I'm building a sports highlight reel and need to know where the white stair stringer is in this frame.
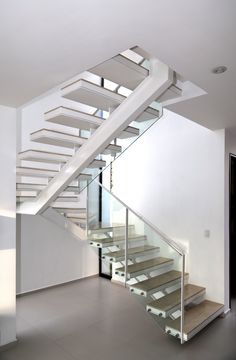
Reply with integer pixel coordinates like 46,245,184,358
17,58,173,215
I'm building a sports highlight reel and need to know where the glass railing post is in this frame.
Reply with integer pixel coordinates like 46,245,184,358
124,207,129,287
180,254,185,344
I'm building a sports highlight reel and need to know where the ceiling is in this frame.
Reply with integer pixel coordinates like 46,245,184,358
0,0,235,130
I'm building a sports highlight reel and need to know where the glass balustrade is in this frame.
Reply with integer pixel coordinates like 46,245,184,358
86,179,186,343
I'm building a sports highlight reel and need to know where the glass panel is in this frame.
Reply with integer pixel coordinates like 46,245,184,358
127,209,183,341
86,180,184,340
87,180,126,278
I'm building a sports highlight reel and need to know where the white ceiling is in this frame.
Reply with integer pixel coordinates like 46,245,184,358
0,0,235,130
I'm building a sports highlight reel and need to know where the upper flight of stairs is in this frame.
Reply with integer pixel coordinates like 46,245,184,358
17,46,224,343
17,48,164,213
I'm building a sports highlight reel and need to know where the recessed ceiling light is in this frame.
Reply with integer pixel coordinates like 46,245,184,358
212,66,227,74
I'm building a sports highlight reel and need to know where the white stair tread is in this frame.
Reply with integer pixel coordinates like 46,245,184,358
66,212,86,218
16,177,48,185
16,183,46,191
16,190,38,197
129,270,186,296
69,217,87,224
147,284,205,316
45,107,139,139
115,257,173,278
16,166,93,180
51,203,86,214
165,300,224,340
18,149,71,164
61,80,159,122
53,196,79,203
77,173,92,181
89,234,147,248
52,203,85,210
16,166,58,178
89,159,106,169
31,127,124,153
90,54,148,90
17,196,37,202
45,106,102,130
103,245,160,262
16,190,78,198
31,128,86,148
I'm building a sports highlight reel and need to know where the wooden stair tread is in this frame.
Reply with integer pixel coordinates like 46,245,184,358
148,284,205,313
104,245,159,259
89,234,146,247
91,234,146,244
166,300,224,335
130,270,184,292
89,223,134,232
116,257,173,274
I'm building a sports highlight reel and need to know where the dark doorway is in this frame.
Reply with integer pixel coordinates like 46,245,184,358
229,154,236,307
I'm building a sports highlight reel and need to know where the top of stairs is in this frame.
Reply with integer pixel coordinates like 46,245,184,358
90,54,148,90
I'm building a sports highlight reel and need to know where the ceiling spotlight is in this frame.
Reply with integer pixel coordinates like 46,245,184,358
212,66,227,74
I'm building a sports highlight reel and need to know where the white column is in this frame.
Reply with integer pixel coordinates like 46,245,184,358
0,105,17,347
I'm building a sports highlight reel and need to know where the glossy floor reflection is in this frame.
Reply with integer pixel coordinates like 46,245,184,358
1,277,236,360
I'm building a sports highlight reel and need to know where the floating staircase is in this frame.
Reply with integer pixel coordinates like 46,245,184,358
87,208,224,343
16,46,224,343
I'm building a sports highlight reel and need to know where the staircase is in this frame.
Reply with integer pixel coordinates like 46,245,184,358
16,46,224,343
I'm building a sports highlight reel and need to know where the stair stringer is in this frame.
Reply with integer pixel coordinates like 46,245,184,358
17,58,173,215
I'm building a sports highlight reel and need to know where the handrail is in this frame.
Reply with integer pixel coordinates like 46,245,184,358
94,179,185,256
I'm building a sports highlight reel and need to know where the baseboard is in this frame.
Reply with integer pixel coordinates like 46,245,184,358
16,274,98,297
0,339,18,352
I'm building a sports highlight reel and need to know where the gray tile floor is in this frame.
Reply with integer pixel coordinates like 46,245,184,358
1,277,236,360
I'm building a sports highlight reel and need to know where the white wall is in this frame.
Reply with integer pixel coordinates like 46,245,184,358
16,213,98,294
16,74,100,294
0,105,17,346
111,109,226,304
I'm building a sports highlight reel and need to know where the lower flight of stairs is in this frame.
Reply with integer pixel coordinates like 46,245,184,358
88,224,224,342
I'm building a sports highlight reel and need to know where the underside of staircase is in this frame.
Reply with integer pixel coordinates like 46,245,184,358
16,46,224,343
